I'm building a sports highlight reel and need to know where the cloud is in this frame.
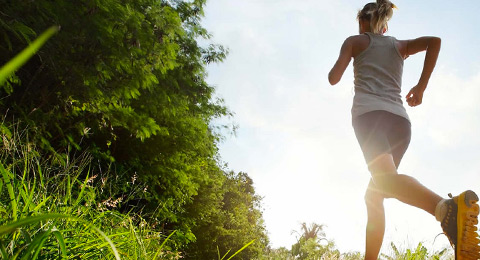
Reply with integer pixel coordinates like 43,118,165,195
417,69,480,147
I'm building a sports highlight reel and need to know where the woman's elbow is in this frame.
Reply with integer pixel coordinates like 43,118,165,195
429,37,442,48
328,72,340,85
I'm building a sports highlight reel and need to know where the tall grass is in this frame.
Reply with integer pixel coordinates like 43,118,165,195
381,242,453,260
0,122,180,259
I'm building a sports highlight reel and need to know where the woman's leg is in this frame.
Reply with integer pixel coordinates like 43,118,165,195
364,179,385,260
354,111,443,259
364,154,443,260
368,153,443,216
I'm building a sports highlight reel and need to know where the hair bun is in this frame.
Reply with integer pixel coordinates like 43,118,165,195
376,0,395,20
376,0,396,9
357,1,395,34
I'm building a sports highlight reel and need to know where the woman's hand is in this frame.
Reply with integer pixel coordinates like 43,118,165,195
406,85,425,107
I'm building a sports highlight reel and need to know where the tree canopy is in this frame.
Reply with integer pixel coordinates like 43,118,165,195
0,0,267,256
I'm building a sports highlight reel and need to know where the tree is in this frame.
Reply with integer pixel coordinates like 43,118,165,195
0,0,233,250
183,171,269,259
291,222,333,259
295,223,327,242
263,222,363,260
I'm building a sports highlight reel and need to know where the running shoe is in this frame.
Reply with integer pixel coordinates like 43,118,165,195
441,190,480,260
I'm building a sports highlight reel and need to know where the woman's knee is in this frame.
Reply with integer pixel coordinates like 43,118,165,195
364,180,385,207
368,154,398,175
371,174,397,194
367,153,398,192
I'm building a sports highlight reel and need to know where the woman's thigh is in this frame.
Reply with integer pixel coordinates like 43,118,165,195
352,110,411,169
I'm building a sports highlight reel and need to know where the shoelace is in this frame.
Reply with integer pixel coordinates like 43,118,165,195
441,197,456,247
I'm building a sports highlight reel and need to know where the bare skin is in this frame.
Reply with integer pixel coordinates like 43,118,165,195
328,19,443,260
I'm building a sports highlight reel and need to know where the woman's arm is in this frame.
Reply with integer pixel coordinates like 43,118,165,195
399,37,441,106
328,37,354,85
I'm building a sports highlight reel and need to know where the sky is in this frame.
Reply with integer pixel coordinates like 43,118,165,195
201,0,480,254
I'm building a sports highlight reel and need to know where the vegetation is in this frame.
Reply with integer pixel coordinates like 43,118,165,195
0,0,266,258
0,125,178,259
380,242,453,260
261,222,454,260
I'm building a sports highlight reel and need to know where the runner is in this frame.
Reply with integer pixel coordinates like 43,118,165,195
328,1,480,259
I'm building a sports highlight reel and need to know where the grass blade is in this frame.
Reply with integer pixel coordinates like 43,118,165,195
0,26,60,86
73,174,90,208
20,230,51,260
225,239,255,260
20,228,32,244
32,196,51,212
52,231,68,259
20,178,36,214
0,176,3,194
0,214,68,236
153,230,177,260
0,241,8,259
0,163,17,220
90,225,121,260
220,249,231,260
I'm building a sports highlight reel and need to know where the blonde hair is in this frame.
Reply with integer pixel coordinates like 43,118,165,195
357,0,397,34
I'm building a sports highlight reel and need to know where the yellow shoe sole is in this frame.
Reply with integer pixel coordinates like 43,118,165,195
455,190,480,260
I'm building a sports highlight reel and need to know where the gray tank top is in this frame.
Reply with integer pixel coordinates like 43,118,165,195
352,32,409,121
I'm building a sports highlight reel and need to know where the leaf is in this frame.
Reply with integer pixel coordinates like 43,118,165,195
0,163,17,221
52,231,68,259
20,230,52,260
12,21,37,43
0,124,12,139
0,214,68,236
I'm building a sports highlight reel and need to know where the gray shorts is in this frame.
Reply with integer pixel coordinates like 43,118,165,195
352,110,411,169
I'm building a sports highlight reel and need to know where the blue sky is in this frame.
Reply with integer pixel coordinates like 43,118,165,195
202,0,480,254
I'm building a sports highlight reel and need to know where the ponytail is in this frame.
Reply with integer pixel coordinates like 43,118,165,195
357,0,396,34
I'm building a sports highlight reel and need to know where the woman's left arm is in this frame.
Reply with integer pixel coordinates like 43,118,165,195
328,37,354,85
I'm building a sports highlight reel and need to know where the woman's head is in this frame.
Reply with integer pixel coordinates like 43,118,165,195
357,0,396,34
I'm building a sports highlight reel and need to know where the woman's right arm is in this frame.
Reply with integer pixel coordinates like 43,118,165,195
328,37,354,85
399,37,441,107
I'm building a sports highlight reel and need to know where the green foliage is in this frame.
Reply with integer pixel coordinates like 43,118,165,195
262,222,348,260
183,171,269,259
290,223,334,260
263,247,292,260
0,125,182,259
264,239,453,260
0,115,269,259
382,242,453,260
0,0,273,257
0,0,256,253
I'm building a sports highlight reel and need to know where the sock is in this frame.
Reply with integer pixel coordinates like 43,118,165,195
435,199,447,222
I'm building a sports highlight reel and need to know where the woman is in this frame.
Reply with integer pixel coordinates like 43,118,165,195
328,1,480,259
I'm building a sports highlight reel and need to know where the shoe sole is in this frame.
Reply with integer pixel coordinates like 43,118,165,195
456,190,480,260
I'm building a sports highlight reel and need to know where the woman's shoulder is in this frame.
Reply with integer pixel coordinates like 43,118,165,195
345,34,370,43
344,34,371,58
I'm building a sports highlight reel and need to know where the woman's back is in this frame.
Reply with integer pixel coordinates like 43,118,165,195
352,32,408,120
